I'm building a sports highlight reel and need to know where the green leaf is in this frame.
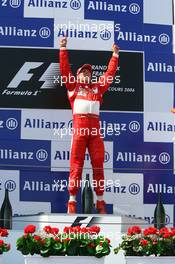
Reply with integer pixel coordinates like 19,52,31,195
66,240,79,256
44,238,51,248
40,249,49,257
96,245,103,253
87,246,95,255
114,247,120,254
53,243,62,251
21,249,30,255
80,241,89,247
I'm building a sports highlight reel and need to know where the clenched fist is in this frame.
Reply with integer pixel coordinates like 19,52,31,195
112,43,119,54
60,37,67,48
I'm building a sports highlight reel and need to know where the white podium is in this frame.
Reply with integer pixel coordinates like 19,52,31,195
2,213,147,264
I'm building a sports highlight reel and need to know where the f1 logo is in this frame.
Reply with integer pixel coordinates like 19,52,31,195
71,216,100,227
8,62,43,88
7,62,59,89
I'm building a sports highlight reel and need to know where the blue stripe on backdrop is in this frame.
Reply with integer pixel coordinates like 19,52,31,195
0,18,54,47
145,52,175,82
0,139,51,170
113,141,173,173
84,0,143,23
144,172,175,204
20,170,81,213
114,23,173,53
100,112,143,142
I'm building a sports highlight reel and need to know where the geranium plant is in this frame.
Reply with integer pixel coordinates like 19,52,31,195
16,225,111,258
114,226,175,256
0,228,10,255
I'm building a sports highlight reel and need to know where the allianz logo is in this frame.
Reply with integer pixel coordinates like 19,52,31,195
100,120,140,135
0,118,18,130
129,215,170,225
23,179,67,192
147,62,175,73
54,150,110,162
2,0,21,8
106,184,126,193
147,121,175,132
87,1,140,15
57,29,111,40
106,183,140,195
0,148,48,161
0,26,51,39
24,118,66,129
116,152,170,165
116,30,170,45
145,215,170,225
27,0,81,10
147,183,175,194
0,180,17,192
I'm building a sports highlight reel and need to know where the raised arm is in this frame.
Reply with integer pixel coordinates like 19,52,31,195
59,37,76,91
98,44,119,94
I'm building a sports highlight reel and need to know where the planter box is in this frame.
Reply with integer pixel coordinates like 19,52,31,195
126,256,175,264
24,255,105,264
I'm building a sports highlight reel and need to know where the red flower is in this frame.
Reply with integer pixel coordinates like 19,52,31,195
89,226,100,234
63,238,70,242
43,226,52,233
51,228,59,235
106,238,110,244
163,232,171,238
0,228,9,237
127,226,141,236
88,242,95,248
63,227,73,234
99,242,103,247
0,240,4,246
144,227,158,236
33,235,41,241
41,239,46,245
63,227,69,233
140,239,148,246
159,227,169,235
24,225,36,234
170,228,175,236
72,226,81,233
54,237,60,241
152,240,158,245
81,227,89,233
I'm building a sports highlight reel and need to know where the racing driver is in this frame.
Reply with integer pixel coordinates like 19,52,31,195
59,37,119,214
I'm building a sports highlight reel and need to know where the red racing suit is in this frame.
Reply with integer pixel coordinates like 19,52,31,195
59,48,119,196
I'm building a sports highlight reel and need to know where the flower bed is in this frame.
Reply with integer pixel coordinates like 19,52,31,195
0,228,10,255
114,226,175,256
16,225,111,258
